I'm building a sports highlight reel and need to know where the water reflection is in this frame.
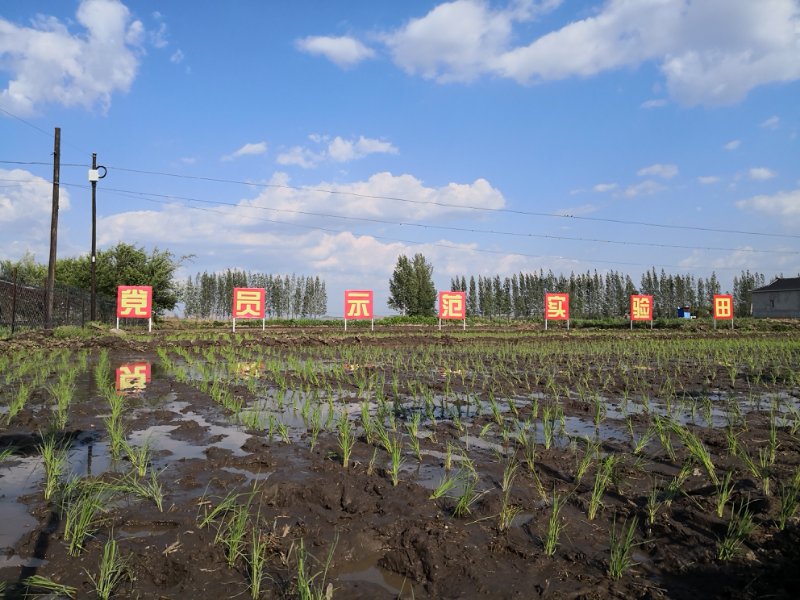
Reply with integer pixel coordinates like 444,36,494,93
116,363,151,393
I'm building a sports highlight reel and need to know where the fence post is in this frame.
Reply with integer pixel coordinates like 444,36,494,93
11,268,18,335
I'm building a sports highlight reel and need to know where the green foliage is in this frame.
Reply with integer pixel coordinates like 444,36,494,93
56,242,186,315
0,251,48,285
388,253,436,317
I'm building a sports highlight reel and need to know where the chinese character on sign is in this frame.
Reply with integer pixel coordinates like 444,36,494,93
545,293,569,321
233,288,265,319
116,286,152,318
713,295,734,320
630,295,653,321
439,291,466,319
116,363,151,392
344,290,373,320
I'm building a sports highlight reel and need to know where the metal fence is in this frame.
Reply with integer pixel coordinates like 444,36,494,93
0,278,115,332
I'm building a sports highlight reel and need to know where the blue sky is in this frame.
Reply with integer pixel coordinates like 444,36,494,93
1,0,799,314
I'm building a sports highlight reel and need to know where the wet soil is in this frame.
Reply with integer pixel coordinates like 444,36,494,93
1,326,800,599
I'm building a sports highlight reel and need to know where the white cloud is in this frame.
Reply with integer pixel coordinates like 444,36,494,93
222,141,268,162
592,182,618,193
381,0,800,105
0,0,144,115
276,146,321,169
637,163,678,179
624,180,666,198
170,49,184,64
277,135,398,168
724,139,741,150
749,167,777,180
761,115,780,129
737,188,800,219
295,35,375,68
698,176,721,184
641,99,667,109
0,169,71,257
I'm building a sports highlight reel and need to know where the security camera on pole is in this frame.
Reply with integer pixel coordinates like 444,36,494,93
88,155,107,322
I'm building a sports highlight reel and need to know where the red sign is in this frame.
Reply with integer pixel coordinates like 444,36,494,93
115,363,151,392
545,293,569,321
630,295,654,321
344,290,373,320
713,294,734,320
439,291,466,319
117,286,152,318
233,288,265,319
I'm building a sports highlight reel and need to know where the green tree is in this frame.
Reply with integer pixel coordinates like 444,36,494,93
0,251,48,285
388,253,436,316
57,242,186,315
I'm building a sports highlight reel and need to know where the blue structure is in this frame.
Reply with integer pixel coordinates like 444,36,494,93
677,306,692,319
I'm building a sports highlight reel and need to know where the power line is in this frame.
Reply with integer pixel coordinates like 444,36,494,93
50,179,797,257
3,157,798,241
103,163,800,240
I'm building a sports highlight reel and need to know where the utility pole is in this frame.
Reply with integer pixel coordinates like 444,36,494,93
88,156,106,323
45,127,61,329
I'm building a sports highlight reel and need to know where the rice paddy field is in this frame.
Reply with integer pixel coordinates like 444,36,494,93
1,324,799,599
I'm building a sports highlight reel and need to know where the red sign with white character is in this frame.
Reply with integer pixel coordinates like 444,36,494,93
439,291,466,320
545,293,569,321
713,295,734,320
344,290,373,320
630,295,654,321
116,286,152,319
233,288,266,319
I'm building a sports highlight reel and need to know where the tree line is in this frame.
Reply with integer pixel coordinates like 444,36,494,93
0,244,183,315
180,270,327,319
448,269,767,319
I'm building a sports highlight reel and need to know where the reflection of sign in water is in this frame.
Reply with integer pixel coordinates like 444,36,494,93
344,290,373,320
116,286,153,318
713,294,734,320
438,291,466,319
116,363,151,392
545,293,569,320
236,362,262,378
630,295,653,321
233,288,266,319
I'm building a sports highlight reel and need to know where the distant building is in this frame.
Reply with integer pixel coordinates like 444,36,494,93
751,277,800,318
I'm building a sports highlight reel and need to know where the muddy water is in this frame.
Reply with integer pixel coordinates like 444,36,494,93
1,333,799,599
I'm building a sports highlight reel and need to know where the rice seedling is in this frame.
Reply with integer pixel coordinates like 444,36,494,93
277,420,291,444
588,456,617,520
197,490,240,529
670,423,717,484
663,461,693,507
87,535,130,600
718,500,754,560
430,470,460,500
453,477,485,518
387,434,404,486
337,412,356,468
542,406,555,450
39,435,68,501
120,468,165,512
777,479,799,531
645,480,660,527
293,537,335,600
498,489,521,532
543,490,567,556
6,383,30,424
768,412,779,465
0,446,17,462
715,471,734,518
22,575,77,599
501,458,518,495
249,526,269,599
216,503,250,568
123,438,152,477
652,415,676,461
63,483,106,556
574,438,598,484
608,516,638,579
